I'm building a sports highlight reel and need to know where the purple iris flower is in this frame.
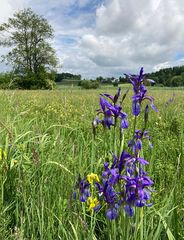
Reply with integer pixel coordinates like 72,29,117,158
165,93,175,107
125,67,158,116
92,116,100,128
106,205,119,220
96,181,120,220
105,151,132,176
102,163,119,186
112,151,132,173
102,162,110,178
97,98,114,129
95,161,122,220
125,156,149,166
74,176,90,202
124,67,144,94
128,139,142,155
96,88,128,129
143,131,153,148
123,169,153,211
125,67,153,94
132,100,141,116
94,151,154,219
124,204,134,217
132,92,158,116
101,87,121,104
102,110,114,129
128,130,153,155
119,112,129,128
108,169,119,186
96,180,117,205
128,130,143,155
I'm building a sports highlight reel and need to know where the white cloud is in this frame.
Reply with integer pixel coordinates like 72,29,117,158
81,0,184,75
1,0,184,77
0,0,26,23
154,58,184,71
0,0,97,76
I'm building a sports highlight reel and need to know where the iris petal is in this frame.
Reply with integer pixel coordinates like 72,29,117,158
132,100,141,116
106,207,118,220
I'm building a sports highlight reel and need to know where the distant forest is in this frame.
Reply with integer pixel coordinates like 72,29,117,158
56,65,184,87
146,65,184,87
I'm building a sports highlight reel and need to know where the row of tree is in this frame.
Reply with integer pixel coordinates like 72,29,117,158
146,66,184,87
94,67,184,87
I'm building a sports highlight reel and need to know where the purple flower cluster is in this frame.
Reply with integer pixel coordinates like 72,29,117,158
74,149,153,220
93,88,128,129
125,67,158,116
96,149,153,219
74,176,90,202
74,68,157,221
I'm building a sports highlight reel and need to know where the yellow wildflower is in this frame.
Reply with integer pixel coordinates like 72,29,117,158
87,173,100,184
87,197,99,211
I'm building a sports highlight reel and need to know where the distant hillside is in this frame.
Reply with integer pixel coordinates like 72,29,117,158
146,65,184,87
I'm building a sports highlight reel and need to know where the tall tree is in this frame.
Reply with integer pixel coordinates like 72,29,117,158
0,8,58,89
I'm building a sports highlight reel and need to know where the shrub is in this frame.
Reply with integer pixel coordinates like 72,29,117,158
80,80,99,89
42,79,56,90
113,80,119,87
170,75,183,87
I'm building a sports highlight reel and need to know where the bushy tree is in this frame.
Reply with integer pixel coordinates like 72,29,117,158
0,8,58,89
170,76,183,87
0,72,12,89
80,80,99,89
113,79,119,87
55,73,81,82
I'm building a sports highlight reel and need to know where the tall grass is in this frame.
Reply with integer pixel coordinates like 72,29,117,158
0,87,183,239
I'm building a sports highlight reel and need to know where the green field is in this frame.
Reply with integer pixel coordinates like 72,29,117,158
0,86,183,239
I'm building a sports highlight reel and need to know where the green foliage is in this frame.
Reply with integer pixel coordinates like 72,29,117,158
147,65,184,87
112,79,119,87
170,76,183,87
119,76,127,83
56,73,81,82
0,73,12,89
96,76,104,83
0,8,58,89
43,79,56,90
80,80,99,89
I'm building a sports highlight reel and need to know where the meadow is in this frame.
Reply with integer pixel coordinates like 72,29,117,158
0,85,183,239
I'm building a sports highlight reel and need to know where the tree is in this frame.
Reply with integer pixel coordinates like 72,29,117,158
146,65,184,87
96,76,104,83
0,8,58,89
170,76,183,87
80,80,99,89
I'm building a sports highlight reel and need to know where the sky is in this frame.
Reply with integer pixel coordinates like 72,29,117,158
0,0,184,78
